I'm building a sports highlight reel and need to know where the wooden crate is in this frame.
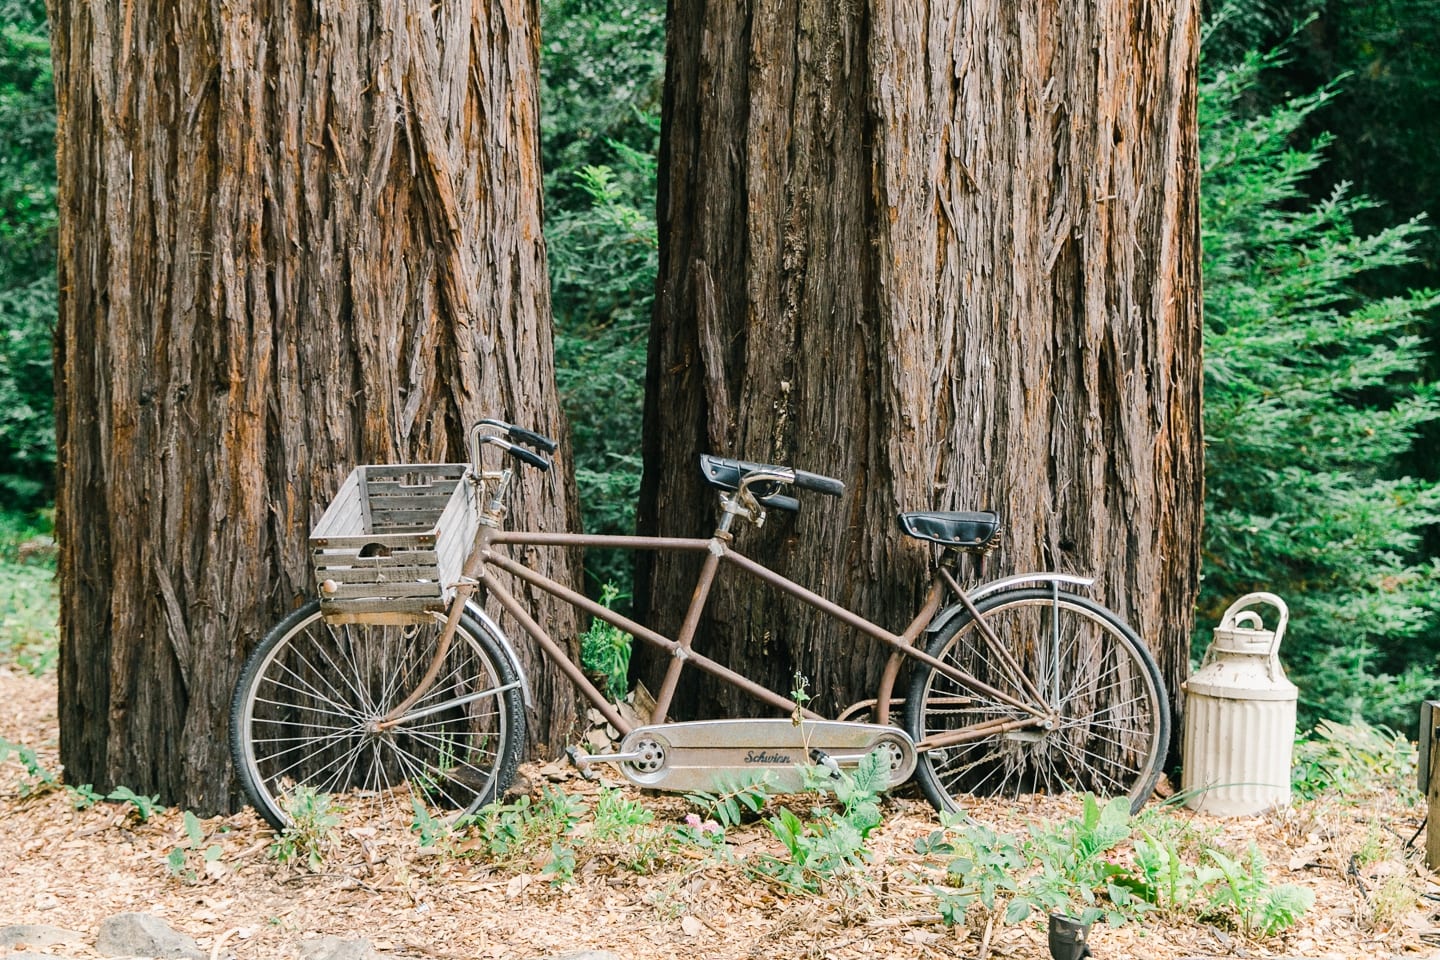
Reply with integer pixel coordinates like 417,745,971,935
310,464,478,623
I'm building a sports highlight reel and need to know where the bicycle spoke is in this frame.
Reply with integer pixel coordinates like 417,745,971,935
315,734,372,797
909,589,1166,813
258,660,364,722
251,695,360,724
377,627,429,711
265,727,365,789
233,601,525,832
306,624,375,714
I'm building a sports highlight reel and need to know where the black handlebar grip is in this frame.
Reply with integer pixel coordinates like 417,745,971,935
508,424,558,453
507,444,552,471
793,468,845,497
758,493,801,512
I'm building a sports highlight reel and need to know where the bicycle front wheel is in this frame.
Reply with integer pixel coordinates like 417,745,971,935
230,600,526,832
905,588,1168,815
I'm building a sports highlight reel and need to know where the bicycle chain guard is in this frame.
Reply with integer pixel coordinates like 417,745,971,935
573,718,917,795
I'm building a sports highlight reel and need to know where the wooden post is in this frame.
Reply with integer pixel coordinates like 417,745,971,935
1424,701,1440,871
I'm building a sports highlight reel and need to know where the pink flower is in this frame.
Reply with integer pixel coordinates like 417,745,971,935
684,813,702,828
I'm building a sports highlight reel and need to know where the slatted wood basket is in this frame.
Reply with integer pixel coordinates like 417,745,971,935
310,464,479,624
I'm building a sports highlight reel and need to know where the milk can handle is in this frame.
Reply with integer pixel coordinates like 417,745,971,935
1219,591,1289,657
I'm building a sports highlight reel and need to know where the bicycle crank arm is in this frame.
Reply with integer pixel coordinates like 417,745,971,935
566,744,659,780
577,718,918,795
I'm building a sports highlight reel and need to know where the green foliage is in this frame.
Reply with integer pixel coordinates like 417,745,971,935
1200,41,1440,730
579,582,633,700
548,162,655,596
1129,830,1226,919
469,788,586,884
0,510,57,675
590,784,653,840
167,810,225,883
0,733,57,795
1291,717,1419,802
409,798,456,851
106,785,163,823
925,796,1313,937
269,786,343,872
467,786,670,882
753,750,889,893
540,0,664,209
925,816,1027,925
684,773,773,829
0,1,57,509
66,782,101,809
1008,796,1143,926
1206,845,1316,936
542,0,662,598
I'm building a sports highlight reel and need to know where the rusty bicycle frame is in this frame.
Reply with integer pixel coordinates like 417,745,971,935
374,422,1078,758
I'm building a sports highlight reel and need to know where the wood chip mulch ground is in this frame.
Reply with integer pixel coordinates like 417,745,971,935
1,665,1435,960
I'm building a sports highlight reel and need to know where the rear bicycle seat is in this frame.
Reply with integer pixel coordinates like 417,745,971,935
897,511,1001,550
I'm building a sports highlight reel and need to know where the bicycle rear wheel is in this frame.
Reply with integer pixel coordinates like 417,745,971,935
230,600,526,832
905,587,1168,815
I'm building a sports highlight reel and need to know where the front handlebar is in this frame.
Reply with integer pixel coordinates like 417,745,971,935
470,419,555,473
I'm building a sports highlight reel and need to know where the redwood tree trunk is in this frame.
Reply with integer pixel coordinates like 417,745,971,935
50,0,581,813
638,1,1202,728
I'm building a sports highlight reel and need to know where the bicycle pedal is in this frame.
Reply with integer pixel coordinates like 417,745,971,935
808,749,843,778
565,745,600,781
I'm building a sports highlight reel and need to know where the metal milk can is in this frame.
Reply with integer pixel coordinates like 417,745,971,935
1182,592,1297,815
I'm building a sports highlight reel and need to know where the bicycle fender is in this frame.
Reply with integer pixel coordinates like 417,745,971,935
926,572,1097,635
464,601,535,708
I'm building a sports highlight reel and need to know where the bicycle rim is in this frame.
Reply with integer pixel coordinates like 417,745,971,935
230,601,525,832
906,588,1169,814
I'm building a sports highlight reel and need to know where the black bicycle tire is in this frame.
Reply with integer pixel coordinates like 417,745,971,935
904,587,1170,815
229,600,526,831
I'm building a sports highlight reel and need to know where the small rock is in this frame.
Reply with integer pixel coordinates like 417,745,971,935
0,925,85,949
543,952,621,960
95,913,205,960
297,935,379,960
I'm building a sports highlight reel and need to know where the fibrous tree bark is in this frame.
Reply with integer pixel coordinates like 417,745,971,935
638,1,1202,728
50,0,580,813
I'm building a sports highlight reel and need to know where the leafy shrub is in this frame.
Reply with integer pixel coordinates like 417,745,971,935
542,0,662,598
1291,717,1419,802
269,786,343,872
1199,40,1440,731
0,1,58,509
753,750,890,893
925,796,1314,937
579,581,633,700
0,509,57,674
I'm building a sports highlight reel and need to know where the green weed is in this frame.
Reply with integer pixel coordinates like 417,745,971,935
269,786,342,872
684,773,772,829
1292,719,1419,803
579,582,632,701
0,734,57,795
1205,845,1315,936
166,810,225,883
106,785,162,823
923,794,1314,938
753,749,889,893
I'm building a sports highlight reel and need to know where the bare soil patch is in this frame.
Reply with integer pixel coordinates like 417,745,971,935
0,666,1433,959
